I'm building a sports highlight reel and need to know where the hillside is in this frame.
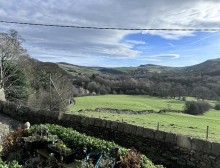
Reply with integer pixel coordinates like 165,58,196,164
184,58,220,76
21,58,75,110
58,62,101,75
59,58,220,76
58,58,220,100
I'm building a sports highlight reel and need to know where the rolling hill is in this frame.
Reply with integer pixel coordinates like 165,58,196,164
58,58,220,77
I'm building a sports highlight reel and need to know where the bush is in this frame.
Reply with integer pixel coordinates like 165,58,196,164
29,124,162,168
0,159,22,168
184,101,210,115
214,103,220,110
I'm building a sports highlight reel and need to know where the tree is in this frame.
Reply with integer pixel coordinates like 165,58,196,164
25,60,74,111
4,63,28,103
192,86,211,100
0,30,27,102
184,101,210,115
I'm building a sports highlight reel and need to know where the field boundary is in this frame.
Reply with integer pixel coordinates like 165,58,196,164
77,107,183,114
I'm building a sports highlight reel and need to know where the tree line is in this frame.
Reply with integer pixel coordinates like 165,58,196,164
72,72,220,101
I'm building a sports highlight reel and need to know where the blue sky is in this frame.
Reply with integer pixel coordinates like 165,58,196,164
0,0,220,67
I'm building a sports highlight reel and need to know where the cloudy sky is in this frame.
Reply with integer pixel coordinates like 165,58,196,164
0,0,220,67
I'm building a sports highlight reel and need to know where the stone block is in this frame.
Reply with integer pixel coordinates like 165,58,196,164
101,119,107,128
177,135,192,150
88,118,96,126
117,122,125,132
135,126,144,136
62,114,71,121
106,121,112,129
111,121,118,130
123,124,132,133
80,117,90,126
129,125,137,134
165,132,177,145
142,128,155,139
94,118,103,127
211,142,220,156
191,138,206,152
155,130,166,141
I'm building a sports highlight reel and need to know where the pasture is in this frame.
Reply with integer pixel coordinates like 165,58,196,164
69,95,220,141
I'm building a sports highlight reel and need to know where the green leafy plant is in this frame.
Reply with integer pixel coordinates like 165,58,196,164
0,158,22,168
49,140,72,155
29,124,163,168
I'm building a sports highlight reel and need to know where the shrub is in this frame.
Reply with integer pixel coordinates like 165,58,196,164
214,103,220,110
1,127,26,157
0,159,22,168
184,101,210,115
29,124,162,168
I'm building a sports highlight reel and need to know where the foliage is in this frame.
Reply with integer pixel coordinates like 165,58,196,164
1,127,26,156
49,140,72,155
24,59,74,111
4,62,29,103
29,124,117,153
0,30,28,103
118,147,142,168
0,158,22,168
214,103,220,110
184,101,210,115
29,124,161,168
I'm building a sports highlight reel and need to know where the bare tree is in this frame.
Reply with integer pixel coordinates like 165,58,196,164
0,30,26,101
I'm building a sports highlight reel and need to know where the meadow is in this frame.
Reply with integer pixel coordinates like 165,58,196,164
69,95,220,142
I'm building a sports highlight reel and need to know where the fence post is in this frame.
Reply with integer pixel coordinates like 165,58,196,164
157,122,160,131
206,126,209,140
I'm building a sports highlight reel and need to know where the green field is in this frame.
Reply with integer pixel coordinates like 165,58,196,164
69,95,220,142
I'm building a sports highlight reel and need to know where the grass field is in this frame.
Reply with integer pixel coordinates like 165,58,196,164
69,95,220,142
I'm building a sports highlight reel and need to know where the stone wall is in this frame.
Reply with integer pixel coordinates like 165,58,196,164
77,108,183,114
0,101,219,168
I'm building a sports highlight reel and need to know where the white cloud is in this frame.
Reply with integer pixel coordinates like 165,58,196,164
150,54,180,59
0,0,219,64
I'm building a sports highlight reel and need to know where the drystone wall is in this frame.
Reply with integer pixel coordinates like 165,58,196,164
0,101,219,168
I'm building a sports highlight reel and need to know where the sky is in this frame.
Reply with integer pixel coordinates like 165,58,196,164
0,0,220,67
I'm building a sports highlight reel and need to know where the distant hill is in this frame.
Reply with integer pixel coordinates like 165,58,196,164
184,58,220,76
58,58,220,77
58,62,101,75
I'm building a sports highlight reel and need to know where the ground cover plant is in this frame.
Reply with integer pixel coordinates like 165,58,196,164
70,95,220,141
0,124,163,168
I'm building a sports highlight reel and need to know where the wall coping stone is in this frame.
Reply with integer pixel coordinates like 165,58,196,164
177,135,192,150
155,130,166,142
211,142,220,156
135,126,144,136
101,119,107,128
165,132,177,145
110,121,119,130
127,125,137,134
123,124,132,133
117,122,125,132
94,118,103,127
142,127,155,139
106,120,112,129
